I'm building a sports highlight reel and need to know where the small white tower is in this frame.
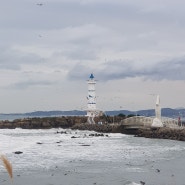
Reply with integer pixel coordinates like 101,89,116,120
155,95,161,120
152,95,163,127
86,74,98,124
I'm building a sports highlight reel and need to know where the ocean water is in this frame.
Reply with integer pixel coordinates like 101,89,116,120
0,114,53,121
0,128,185,185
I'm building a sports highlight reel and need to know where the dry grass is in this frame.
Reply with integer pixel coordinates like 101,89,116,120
0,154,13,179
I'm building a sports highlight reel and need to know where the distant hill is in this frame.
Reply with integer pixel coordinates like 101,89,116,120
0,108,184,121
105,108,185,118
24,110,86,117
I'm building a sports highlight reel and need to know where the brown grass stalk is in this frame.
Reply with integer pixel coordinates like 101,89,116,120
0,154,13,179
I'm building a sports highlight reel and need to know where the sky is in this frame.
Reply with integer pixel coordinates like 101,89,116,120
0,0,185,113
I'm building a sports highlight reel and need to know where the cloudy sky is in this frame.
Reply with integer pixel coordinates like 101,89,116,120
0,0,185,113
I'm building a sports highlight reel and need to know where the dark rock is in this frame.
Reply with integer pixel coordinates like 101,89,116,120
14,151,23,154
89,133,95,136
135,127,185,141
56,131,67,134
140,181,145,185
71,123,118,133
71,136,79,138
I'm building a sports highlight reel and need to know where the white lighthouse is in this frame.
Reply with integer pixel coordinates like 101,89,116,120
86,73,99,124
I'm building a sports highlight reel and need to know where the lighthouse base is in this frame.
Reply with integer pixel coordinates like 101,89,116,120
87,116,96,124
86,110,102,124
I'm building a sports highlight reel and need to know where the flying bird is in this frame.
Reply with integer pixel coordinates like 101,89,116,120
37,3,43,6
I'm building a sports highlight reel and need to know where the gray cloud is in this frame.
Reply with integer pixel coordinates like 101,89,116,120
67,63,91,80
8,80,53,89
67,57,185,81
64,48,98,60
106,59,185,81
0,47,45,70
147,59,185,81
1,0,183,31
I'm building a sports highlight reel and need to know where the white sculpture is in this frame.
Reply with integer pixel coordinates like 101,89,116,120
152,95,163,127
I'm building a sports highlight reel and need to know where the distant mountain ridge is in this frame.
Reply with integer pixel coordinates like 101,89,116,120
0,108,184,119
106,108,185,118
24,110,86,117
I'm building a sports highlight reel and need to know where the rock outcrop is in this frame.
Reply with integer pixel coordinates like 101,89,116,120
0,116,185,141
71,123,122,133
0,116,87,129
136,127,185,141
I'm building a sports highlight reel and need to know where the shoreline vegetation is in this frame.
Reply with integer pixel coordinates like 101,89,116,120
0,116,185,141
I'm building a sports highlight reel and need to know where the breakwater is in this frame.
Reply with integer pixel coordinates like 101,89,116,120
0,116,185,141
136,127,185,141
0,116,87,129
71,124,185,141
71,123,122,133
0,116,123,133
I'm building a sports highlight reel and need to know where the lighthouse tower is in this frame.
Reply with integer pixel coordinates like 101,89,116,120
86,73,98,124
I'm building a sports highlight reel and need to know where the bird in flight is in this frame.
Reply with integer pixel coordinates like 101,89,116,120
37,3,43,6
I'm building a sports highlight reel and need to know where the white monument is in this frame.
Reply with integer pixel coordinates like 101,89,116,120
86,74,99,124
152,95,164,127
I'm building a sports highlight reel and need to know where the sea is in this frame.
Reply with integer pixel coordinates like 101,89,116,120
0,114,55,121
0,128,185,185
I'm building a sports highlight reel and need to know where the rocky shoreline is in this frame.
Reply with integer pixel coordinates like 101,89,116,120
0,116,86,129
71,123,185,141
136,127,185,141
0,116,185,141
71,123,122,133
